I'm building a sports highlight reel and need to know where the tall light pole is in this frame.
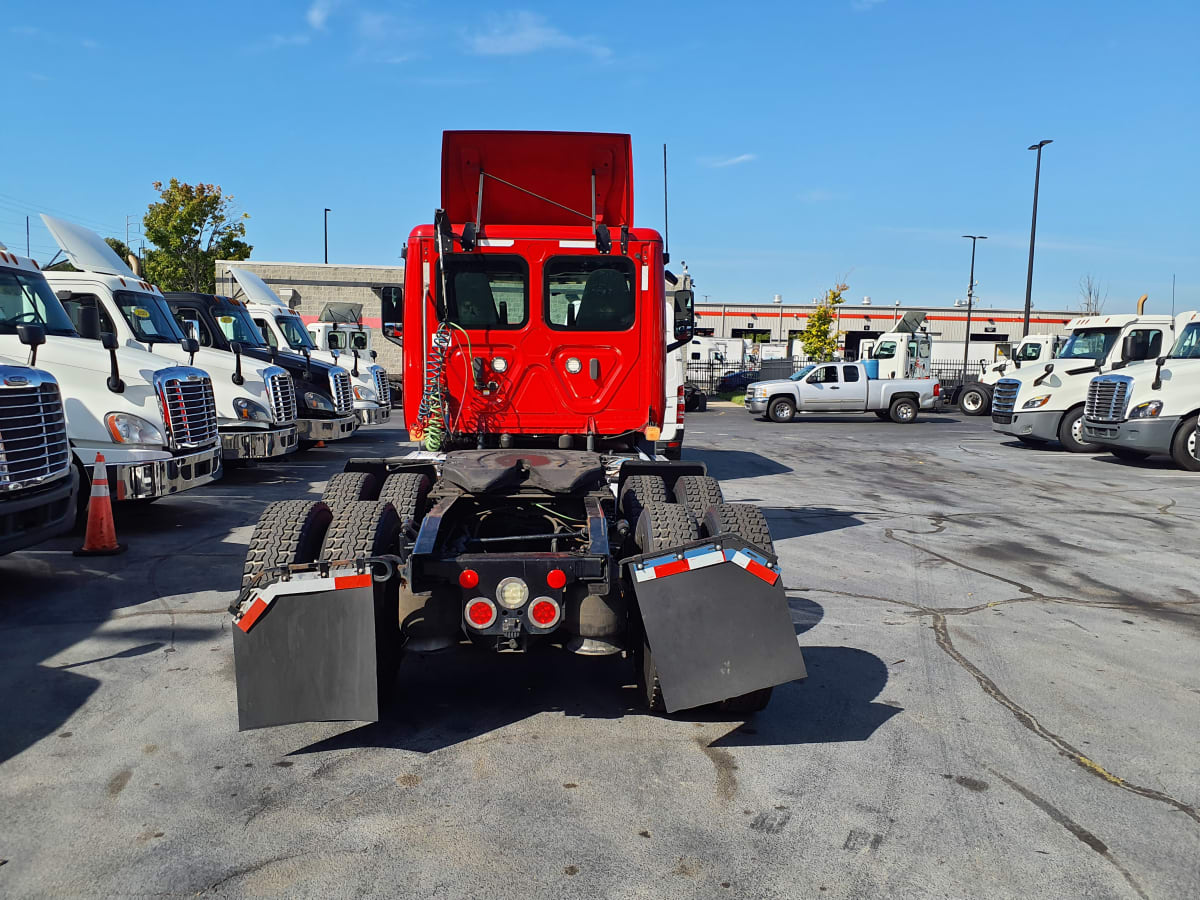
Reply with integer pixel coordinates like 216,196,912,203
962,235,987,379
1022,139,1052,337
324,208,331,264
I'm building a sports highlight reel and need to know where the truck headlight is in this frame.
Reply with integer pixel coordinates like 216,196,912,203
1129,400,1163,419
353,384,378,402
105,412,164,446
233,398,273,423
1022,395,1051,409
302,391,335,412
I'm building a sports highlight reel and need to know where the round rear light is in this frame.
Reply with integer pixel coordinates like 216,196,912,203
529,598,561,628
546,569,567,590
491,357,508,373
565,357,582,374
496,577,530,609
466,598,497,629
459,569,479,589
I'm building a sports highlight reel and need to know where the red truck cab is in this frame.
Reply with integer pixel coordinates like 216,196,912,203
395,131,673,447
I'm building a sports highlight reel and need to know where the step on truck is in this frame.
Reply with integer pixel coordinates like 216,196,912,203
231,131,806,729
1081,311,1200,470
0,336,78,555
38,215,299,463
161,291,359,447
226,266,394,426
0,246,221,510
992,296,1182,452
954,334,1065,416
746,359,939,423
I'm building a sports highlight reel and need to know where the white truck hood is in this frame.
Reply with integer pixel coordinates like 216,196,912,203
41,213,137,278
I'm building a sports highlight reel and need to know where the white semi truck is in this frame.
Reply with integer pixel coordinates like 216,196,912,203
225,267,392,426
0,343,78,555
0,246,221,508
38,216,299,463
1081,311,1200,470
955,334,1065,415
991,297,1178,452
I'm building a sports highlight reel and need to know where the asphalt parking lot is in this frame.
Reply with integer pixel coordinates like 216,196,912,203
2,408,1198,899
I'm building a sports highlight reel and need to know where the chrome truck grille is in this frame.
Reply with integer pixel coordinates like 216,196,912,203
155,367,218,450
265,367,296,424
0,367,71,491
991,379,1021,417
330,369,353,415
370,365,390,407
1085,375,1132,423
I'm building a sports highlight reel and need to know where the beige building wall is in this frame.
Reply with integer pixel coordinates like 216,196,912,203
215,259,405,372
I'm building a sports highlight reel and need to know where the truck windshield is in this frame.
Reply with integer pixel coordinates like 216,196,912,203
874,341,897,359
275,314,316,350
213,301,269,347
1014,341,1043,361
0,269,78,336
114,291,186,343
328,328,369,351
1169,323,1200,359
1058,328,1119,360
789,365,815,381
545,255,636,331
441,254,528,329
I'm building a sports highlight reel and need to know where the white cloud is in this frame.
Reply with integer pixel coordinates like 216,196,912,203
852,0,886,10
306,0,338,29
466,11,611,60
707,153,757,168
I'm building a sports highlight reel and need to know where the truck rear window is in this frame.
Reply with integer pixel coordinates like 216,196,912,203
545,256,636,332
441,254,528,330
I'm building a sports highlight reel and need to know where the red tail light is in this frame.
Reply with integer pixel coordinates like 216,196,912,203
934,382,941,396
529,597,561,627
546,568,566,590
459,568,479,589
465,598,497,628
676,384,686,421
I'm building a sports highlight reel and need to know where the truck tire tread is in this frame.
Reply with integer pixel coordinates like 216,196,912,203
377,473,432,527
322,471,381,502
888,396,919,424
701,503,775,554
242,500,332,591
672,475,724,522
621,474,668,524
319,500,402,563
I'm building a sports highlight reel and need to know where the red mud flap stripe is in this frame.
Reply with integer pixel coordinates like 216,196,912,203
632,544,779,586
234,568,374,633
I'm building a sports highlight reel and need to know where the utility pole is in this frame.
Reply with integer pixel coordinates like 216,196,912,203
26,216,30,255
324,208,331,264
1022,140,1053,337
961,235,987,380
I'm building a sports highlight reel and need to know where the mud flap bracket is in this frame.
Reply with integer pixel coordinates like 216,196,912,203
626,535,807,713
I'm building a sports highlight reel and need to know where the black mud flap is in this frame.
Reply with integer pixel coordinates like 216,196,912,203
627,536,807,713
233,579,380,730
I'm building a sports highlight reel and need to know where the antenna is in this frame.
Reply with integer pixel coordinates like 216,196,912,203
663,144,670,264
1172,273,1176,316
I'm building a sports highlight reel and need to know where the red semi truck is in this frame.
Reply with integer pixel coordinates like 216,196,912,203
231,131,806,729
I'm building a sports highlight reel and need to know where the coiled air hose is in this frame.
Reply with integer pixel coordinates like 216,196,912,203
419,322,451,451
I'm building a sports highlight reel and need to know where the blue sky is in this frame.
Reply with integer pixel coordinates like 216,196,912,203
2,0,1196,312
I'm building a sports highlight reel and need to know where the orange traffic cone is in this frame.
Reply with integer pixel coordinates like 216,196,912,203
74,453,127,556
314,440,326,448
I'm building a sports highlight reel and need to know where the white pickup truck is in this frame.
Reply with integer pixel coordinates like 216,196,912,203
746,360,940,423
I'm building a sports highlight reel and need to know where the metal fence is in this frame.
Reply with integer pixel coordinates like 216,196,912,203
686,359,990,400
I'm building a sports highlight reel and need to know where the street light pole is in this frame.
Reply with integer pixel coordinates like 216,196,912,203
324,208,331,264
1022,140,1052,337
961,234,987,380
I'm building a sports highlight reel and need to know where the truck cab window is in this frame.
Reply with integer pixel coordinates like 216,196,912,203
328,331,346,349
113,291,183,343
809,365,839,384
57,293,116,338
1169,323,1200,359
1015,342,1042,361
172,307,214,347
0,270,78,336
253,317,279,349
1124,328,1162,361
545,255,636,331
441,254,528,330
874,341,897,359
842,365,860,382
275,314,315,350
1058,328,1118,360
351,332,368,350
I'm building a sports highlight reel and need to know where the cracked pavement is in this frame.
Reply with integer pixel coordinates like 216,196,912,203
0,411,1197,898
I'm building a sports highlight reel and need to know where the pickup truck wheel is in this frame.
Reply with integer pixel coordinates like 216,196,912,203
621,474,668,524
888,397,918,424
377,473,432,531
1169,415,1200,471
1057,407,1102,452
672,475,724,522
322,471,380,502
958,384,991,416
768,397,796,423
633,502,699,713
241,500,332,592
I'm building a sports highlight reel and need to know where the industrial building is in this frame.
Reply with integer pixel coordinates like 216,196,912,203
215,260,405,370
695,299,1077,362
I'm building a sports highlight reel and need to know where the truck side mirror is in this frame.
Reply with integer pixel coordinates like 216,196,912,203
1120,334,1137,362
101,332,125,393
78,306,101,340
380,286,403,348
181,336,199,366
230,341,245,385
668,289,695,352
17,323,45,366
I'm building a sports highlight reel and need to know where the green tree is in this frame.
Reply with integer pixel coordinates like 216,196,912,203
142,179,251,293
801,282,848,361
